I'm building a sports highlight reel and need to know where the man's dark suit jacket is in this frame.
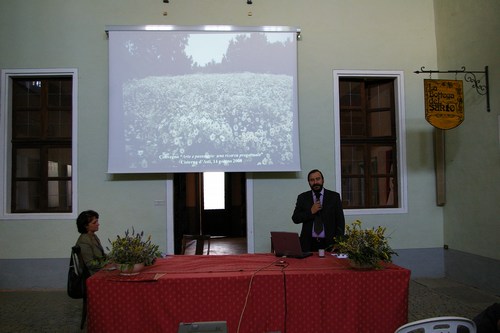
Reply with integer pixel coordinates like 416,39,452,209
292,188,345,252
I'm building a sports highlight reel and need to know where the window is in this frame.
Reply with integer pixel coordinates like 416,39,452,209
0,69,77,218
333,71,407,214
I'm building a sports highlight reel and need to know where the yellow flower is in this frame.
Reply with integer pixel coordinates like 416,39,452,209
335,220,396,269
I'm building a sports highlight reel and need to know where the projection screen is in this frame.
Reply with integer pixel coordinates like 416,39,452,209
107,25,300,173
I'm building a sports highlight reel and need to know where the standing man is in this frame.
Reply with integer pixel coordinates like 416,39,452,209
292,169,345,252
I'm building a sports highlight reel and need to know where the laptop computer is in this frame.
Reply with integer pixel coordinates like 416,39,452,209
178,321,227,333
270,231,312,259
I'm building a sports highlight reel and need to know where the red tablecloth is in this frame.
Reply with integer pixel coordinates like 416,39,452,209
86,253,410,333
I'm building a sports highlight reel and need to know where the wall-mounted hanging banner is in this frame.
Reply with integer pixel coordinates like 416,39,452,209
424,79,464,130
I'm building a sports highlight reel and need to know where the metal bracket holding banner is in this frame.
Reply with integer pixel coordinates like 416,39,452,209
414,66,490,112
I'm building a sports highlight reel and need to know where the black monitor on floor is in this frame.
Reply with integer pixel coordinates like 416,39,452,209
178,321,227,333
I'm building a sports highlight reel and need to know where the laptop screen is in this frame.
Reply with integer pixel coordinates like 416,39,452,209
271,231,310,258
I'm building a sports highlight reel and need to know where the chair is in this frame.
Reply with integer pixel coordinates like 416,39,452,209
395,316,476,333
70,245,90,329
181,234,211,255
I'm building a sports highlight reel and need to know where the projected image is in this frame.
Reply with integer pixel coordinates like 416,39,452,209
108,29,299,173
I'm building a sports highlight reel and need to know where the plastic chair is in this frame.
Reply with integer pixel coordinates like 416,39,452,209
395,316,476,333
181,234,211,255
70,245,91,329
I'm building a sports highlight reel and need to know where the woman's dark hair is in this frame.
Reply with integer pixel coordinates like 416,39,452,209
76,210,99,234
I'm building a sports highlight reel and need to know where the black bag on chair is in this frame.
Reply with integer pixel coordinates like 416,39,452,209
67,245,87,299
67,245,90,329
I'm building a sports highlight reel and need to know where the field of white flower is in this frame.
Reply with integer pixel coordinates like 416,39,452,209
123,72,294,170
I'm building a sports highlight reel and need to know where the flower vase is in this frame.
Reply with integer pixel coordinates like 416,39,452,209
118,263,145,275
349,260,376,270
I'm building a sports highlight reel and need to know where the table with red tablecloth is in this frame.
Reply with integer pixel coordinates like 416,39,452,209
86,253,410,333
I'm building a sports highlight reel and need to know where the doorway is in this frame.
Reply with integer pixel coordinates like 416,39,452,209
173,172,247,254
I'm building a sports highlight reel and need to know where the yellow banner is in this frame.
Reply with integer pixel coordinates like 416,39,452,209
424,79,464,130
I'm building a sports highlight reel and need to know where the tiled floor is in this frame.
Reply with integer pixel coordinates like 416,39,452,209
183,236,247,255
409,277,500,322
0,290,83,333
1,238,499,332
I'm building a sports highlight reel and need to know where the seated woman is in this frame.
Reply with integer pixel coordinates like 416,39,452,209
75,210,106,275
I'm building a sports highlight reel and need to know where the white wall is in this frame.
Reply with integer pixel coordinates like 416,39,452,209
0,0,493,269
434,0,500,260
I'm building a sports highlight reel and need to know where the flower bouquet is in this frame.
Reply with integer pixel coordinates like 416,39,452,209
106,228,162,273
335,220,396,269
